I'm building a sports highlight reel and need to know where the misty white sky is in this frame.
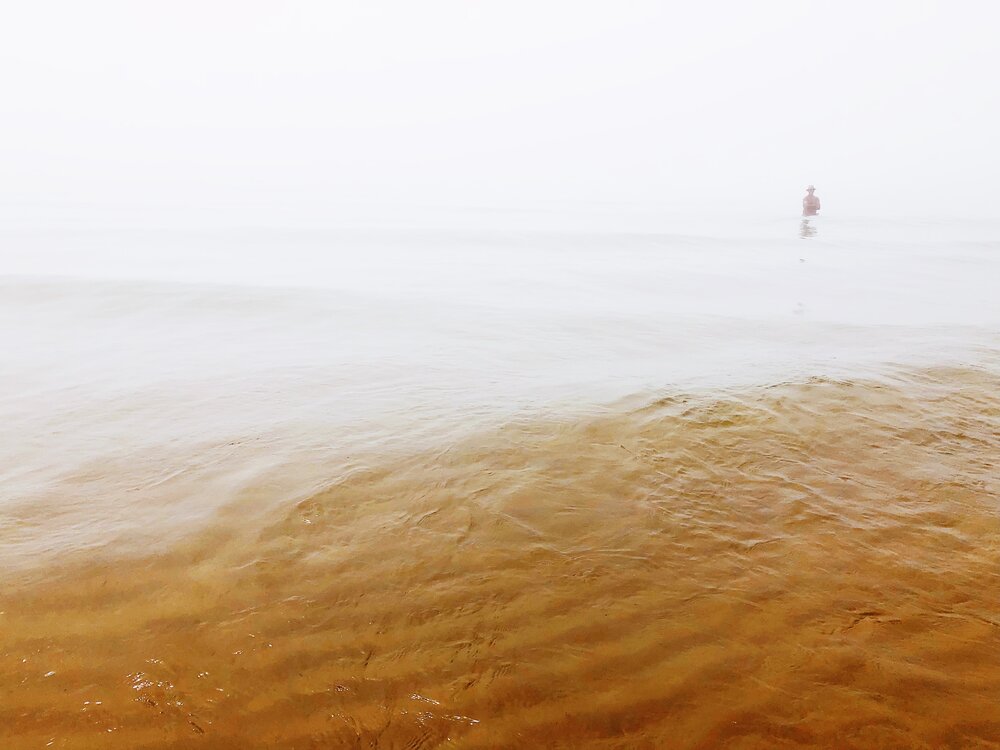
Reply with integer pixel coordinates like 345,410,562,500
2,0,998,223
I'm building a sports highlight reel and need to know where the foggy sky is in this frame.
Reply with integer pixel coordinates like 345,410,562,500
2,0,998,223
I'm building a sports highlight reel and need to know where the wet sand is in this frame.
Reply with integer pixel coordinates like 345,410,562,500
3,365,999,749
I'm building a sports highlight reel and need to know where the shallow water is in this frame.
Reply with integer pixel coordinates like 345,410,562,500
1,212,999,747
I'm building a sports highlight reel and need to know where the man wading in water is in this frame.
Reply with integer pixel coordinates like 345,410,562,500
802,185,821,216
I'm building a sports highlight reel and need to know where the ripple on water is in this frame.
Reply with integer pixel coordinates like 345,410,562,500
2,366,1000,748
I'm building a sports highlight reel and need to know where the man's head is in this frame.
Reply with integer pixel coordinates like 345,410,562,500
806,185,816,193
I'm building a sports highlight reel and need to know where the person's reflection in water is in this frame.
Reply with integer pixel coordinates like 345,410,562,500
799,218,817,239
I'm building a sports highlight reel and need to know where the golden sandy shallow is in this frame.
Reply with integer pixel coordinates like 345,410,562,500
2,367,999,749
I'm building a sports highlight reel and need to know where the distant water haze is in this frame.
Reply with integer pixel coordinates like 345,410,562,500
1,212,997,566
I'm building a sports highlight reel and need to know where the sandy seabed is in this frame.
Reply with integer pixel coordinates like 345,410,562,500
2,365,999,749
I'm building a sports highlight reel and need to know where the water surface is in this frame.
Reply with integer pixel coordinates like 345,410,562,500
1,211,998,747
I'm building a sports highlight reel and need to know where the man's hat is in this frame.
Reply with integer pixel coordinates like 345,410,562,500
806,185,815,190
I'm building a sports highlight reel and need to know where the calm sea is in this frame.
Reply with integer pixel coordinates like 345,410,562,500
1,209,998,748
